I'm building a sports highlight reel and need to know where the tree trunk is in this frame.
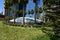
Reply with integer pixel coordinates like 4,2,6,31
35,3,37,24
35,12,36,23
7,9,10,23
14,13,15,24
13,4,15,24
37,10,40,19
23,5,25,25
43,7,46,23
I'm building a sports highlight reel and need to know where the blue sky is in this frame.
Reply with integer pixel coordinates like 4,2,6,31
26,0,43,12
0,0,4,13
0,0,43,14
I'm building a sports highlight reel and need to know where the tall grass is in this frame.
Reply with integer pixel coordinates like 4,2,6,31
0,21,50,40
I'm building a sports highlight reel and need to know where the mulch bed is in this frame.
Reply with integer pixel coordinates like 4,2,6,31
0,18,4,21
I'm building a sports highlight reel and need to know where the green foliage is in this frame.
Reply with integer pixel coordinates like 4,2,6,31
33,0,36,3
36,7,43,13
43,0,60,40
28,10,34,14
31,10,34,14
28,10,31,14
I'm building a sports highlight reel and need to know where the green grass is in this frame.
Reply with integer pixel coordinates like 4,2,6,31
0,21,50,40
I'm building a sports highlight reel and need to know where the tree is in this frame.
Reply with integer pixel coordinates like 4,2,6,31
42,0,52,23
33,0,43,23
31,9,34,14
36,6,43,19
43,0,60,37
20,0,28,25
12,0,18,24
33,0,37,23
28,10,34,17
28,10,31,17
7,0,28,25
28,10,31,14
4,0,13,22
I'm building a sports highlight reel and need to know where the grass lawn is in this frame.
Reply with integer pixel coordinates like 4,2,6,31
0,21,50,40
